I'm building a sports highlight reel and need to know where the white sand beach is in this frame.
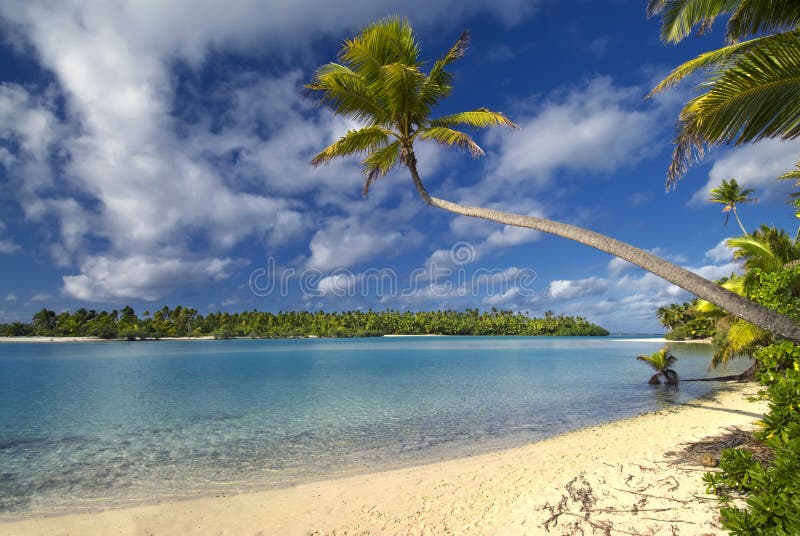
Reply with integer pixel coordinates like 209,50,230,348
0,383,766,536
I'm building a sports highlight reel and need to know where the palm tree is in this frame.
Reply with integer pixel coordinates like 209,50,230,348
646,1,800,187
307,16,800,343
708,178,757,235
637,347,679,385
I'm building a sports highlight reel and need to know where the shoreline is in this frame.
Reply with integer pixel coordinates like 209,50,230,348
0,334,653,343
0,382,766,535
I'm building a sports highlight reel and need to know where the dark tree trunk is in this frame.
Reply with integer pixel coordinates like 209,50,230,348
649,373,662,385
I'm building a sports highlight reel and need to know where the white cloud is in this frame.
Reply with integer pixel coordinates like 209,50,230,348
62,255,243,301
305,217,406,271
4,293,16,301
2,0,534,301
0,240,20,254
607,256,634,276
704,238,736,264
314,272,362,297
548,276,607,300
485,77,668,194
691,139,800,204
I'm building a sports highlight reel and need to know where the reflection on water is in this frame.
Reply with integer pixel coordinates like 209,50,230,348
649,385,681,408
0,337,748,515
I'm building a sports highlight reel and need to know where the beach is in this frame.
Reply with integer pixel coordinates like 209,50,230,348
0,382,766,536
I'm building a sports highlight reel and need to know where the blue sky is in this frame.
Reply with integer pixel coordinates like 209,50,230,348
0,0,798,333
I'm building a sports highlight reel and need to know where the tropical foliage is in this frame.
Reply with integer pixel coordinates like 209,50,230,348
657,300,719,340
636,346,679,384
703,340,800,534
1,306,609,339
647,0,800,187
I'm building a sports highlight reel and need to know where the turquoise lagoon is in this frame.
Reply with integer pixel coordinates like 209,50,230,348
0,336,748,514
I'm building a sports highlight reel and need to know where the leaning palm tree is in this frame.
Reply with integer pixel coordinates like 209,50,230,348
307,16,800,342
708,179,757,235
637,346,679,385
646,1,800,187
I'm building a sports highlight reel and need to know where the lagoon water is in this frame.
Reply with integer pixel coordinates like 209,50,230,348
0,336,747,514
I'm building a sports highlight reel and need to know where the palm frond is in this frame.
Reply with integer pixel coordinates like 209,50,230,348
647,0,741,44
666,31,800,187
311,127,394,166
362,141,401,196
696,275,743,312
711,317,769,367
779,161,800,181
307,63,389,124
374,62,425,124
648,35,769,96
340,16,420,83
418,30,469,107
727,0,800,43
418,127,484,157
428,109,519,130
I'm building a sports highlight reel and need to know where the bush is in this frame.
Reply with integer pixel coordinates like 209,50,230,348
704,342,800,535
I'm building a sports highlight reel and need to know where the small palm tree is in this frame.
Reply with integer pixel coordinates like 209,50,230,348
708,179,757,235
307,16,800,343
637,346,679,385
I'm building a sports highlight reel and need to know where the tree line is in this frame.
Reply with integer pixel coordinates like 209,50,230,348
1,307,609,339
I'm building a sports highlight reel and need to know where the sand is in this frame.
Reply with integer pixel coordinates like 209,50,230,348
0,383,766,536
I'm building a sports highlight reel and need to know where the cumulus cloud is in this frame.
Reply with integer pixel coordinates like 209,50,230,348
690,139,800,204
607,256,634,276
704,238,736,264
485,77,670,195
1,0,540,302
305,217,407,271
62,255,243,302
548,276,607,300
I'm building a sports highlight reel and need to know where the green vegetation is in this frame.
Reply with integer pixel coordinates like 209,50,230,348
0,307,609,339
657,300,718,341
647,0,800,188
647,3,800,527
636,346,679,385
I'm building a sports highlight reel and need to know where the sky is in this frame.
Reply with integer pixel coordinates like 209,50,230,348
0,0,798,333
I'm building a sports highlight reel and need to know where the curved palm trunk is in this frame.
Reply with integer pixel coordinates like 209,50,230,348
405,160,800,343
732,207,748,236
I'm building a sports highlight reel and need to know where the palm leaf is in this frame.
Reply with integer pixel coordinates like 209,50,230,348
419,30,469,107
311,127,394,166
374,62,425,125
648,35,771,96
428,109,518,130
727,0,800,43
307,63,389,123
418,127,484,157
667,32,800,187
341,17,420,83
647,0,740,44
362,141,401,196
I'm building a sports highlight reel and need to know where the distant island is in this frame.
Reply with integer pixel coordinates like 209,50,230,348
1,306,609,340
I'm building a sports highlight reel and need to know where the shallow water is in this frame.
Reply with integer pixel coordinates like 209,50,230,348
0,336,747,514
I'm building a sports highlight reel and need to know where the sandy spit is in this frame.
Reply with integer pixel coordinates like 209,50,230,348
0,384,766,536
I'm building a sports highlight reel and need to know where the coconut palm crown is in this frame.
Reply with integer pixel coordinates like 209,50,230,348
708,178,757,235
308,17,517,196
647,0,800,188
637,346,679,385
